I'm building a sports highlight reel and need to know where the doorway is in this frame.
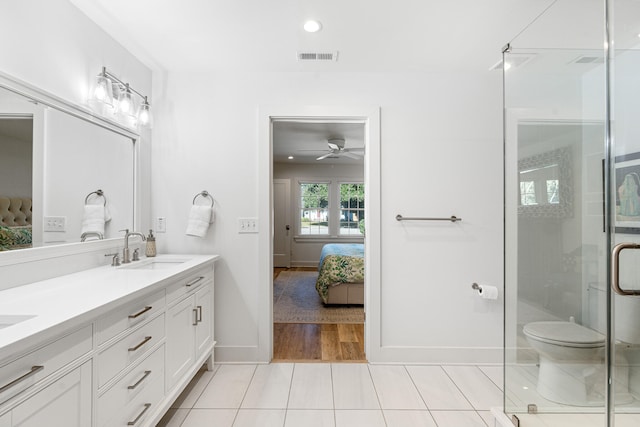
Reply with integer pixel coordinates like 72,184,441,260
271,120,366,361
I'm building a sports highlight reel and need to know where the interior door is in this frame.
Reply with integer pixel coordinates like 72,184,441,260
273,178,291,268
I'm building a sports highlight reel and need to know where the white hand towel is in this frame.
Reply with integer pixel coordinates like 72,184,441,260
81,204,106,236
186,205,212,237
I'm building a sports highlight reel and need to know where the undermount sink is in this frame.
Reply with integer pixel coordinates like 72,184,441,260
120,260,186,270
0,314,37,330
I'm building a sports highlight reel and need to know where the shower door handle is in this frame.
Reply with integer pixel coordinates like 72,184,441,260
611,242,640,296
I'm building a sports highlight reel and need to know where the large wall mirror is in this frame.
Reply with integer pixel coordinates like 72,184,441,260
0,77,137,253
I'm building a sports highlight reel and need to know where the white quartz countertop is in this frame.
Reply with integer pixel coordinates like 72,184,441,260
0,254,219,361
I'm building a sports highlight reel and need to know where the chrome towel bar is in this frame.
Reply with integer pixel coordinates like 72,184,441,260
85,189,106,206
193,190,214,207
395,214,462,222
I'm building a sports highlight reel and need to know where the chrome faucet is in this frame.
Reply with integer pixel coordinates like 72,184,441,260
120,229,146,263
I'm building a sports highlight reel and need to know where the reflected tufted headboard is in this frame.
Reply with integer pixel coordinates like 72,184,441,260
0,197,32,227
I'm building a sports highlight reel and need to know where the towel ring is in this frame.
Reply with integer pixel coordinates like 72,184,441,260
193,190,214,207
85,189,107,206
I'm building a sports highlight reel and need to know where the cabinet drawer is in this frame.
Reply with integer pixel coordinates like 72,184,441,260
166,265,213,305
0,325,92,405
97,290,165,346
97,314,164,387
97,345,164,427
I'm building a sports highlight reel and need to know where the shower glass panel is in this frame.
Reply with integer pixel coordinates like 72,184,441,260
503,0,640,425
503,0,609,423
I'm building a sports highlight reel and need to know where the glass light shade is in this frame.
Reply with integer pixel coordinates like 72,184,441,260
94,74,113,105
117,84,135,116
137,97,152,126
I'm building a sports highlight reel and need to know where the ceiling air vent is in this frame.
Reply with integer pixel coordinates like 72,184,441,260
297,51,339,62
570,55,605,64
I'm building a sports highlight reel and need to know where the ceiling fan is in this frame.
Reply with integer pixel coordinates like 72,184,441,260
301,138,364,161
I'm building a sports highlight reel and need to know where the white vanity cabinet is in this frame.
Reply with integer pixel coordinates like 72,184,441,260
0,325,93,427
0,255,218,427
165,265,214,391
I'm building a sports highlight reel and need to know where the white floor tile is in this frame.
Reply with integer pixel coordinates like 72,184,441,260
406,365,473,410
368,365,426,409
430,410,488,427
241,364,294,409
332,364,380,409
479,366,503,391
233,409,286,427
194,364,257,409
284,410,335,427
383,410,438,427
335,410,386,427
155,408,190,427
171,368,216,409
288,364,333,409
443,366,503,410
179,409,236,427
478,410,496,426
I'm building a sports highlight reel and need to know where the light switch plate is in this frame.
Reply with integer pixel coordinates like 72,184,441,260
156,217,166,233
44,216,66,232
238,217,258,233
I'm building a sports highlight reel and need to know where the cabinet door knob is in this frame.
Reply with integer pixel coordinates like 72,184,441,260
127,370,152,390
127,403,151,425
196,305,203,322
128,306,152,319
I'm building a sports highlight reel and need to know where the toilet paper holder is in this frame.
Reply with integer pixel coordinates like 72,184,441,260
471,282,482,291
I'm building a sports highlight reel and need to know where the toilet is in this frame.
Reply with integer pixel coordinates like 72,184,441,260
523,320,607,406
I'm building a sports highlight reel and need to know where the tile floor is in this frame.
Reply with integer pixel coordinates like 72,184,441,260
156,363,503,427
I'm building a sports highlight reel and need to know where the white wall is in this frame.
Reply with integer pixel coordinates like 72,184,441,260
273,162,364,266
0,0,152,287
152,70,504,363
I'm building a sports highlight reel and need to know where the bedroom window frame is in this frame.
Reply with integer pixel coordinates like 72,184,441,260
338,181,364,236
298,180,331,236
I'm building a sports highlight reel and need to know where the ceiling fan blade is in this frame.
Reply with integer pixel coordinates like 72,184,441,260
341,152,362,159
316,152,333,160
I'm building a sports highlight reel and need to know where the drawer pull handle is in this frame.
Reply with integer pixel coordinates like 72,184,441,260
127,403,151,425
128,306,152,319
127,370,152,390
185,276,205,287
0,365,44,393
193,308,198,325
196,305,203,322
128,336,152,352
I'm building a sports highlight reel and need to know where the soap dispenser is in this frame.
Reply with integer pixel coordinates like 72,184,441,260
145,229,156,257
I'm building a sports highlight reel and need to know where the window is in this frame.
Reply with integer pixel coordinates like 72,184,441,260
340,183,365,235
299,182,329,235
297,180,365,237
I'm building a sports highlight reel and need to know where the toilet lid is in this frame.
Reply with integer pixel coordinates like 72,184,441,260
523,321,605,347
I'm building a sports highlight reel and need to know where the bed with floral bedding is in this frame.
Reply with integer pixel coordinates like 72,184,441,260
0,197,33,251
0,225,32,251
315,243,364,305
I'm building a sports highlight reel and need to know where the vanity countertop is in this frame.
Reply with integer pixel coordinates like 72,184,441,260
0,254,219,361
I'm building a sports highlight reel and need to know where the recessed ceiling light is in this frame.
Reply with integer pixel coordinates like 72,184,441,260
288,155,294,160
304,20,322,33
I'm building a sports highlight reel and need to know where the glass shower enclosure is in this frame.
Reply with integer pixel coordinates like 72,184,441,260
503,0,640,425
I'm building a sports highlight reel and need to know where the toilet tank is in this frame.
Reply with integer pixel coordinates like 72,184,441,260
589,283,640,344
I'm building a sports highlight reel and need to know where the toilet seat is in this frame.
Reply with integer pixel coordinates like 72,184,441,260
523,321,605,348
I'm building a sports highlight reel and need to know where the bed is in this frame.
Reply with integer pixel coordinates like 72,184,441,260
315,243,365,305
0,197,33,251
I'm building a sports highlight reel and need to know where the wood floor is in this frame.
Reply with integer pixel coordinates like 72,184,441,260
273,267,366,363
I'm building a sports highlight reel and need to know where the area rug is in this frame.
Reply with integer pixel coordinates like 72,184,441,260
273,270,364,324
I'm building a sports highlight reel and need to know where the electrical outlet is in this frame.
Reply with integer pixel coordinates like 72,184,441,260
44,216,66,232
238,217,258,233
156,217,166,233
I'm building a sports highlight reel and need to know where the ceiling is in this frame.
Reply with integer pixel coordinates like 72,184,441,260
69,0,566,73
273,121,365,165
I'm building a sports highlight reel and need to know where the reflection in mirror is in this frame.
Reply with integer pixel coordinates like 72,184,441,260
0,82,136,252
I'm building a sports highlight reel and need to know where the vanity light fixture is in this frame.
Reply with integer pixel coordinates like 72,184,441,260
303,20,322,33
93,66,152,127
